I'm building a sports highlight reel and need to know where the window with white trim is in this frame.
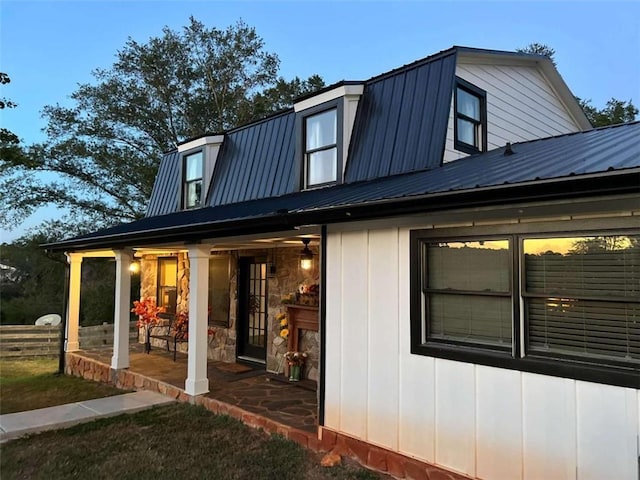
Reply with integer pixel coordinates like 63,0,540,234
183,151,203,209
411,229,639,387
304,108,338,187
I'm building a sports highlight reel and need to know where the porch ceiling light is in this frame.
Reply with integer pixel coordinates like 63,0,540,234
129,261,140,274
300,239,313,270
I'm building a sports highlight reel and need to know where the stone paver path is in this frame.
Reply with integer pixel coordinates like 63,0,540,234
79,345,318,432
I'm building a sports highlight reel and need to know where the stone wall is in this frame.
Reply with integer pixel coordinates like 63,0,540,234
140,255,158,300
137,245,321,381
266,246,320,380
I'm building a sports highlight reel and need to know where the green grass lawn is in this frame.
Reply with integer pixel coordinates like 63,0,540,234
1,403,387,480
0,358,123,414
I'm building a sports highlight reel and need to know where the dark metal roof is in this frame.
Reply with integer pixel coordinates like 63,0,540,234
208,111,296,206
146,150,180,217
45,122,640,251
345,50,456,181
145,48,460,217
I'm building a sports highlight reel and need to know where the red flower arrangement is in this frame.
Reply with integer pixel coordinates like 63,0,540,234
174,311,189,339
172,310,215,340
131,298,165,329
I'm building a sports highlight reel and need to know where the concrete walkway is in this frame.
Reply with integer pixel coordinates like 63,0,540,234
0,390,174,443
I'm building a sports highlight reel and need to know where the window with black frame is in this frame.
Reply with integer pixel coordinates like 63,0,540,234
422,239,512,349
208,255,231,327
410,227,639,387
157,257,178,315
454,79,486,154
523,234,640,365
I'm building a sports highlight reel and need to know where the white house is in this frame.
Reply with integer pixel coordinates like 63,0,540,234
46,46,639,480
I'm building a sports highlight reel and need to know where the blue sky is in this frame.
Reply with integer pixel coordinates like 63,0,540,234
1,0,639,241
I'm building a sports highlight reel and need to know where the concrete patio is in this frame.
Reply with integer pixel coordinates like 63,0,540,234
70,344,318,434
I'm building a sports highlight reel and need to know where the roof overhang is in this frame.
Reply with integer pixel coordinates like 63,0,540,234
294,83,365,112
177,135,225,152
43,168,640,252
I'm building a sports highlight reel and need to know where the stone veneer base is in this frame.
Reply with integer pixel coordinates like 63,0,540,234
65,352,470,480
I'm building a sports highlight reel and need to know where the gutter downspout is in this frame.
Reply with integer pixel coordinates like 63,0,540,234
58,257,70,374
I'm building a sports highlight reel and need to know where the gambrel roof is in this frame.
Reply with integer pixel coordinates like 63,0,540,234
45,121,640,251
144,46,590,219
147,49,459,217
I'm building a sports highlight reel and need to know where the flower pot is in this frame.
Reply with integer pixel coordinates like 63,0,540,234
289,364,301,381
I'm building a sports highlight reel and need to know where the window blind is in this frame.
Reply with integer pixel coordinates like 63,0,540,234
524,237,639,363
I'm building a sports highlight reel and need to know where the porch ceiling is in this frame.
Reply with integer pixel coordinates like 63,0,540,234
131,230,321,255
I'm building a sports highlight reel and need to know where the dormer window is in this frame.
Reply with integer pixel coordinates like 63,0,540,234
305,108,338,187
454,78,487,154
294,83,364,190
176,135,224,212
183,151,203,208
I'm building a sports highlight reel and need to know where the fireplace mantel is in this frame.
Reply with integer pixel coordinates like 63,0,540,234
285,304,319,352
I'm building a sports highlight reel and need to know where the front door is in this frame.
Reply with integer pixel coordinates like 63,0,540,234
237,258,267,362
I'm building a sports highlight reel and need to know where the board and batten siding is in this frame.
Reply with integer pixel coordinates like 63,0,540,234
443,62,584,163
324,224,639,480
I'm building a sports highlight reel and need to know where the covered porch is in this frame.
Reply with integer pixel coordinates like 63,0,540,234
60,228,323,436
67,344,318,433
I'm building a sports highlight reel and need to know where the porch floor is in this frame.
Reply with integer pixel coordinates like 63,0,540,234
77,344,318,433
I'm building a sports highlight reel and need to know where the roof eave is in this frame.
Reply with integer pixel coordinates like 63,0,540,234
43,169,639,252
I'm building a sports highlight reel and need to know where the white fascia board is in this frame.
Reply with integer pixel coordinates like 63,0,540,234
536,60,592,130
294,84,365,112
177,135,224,153
457,51,591,130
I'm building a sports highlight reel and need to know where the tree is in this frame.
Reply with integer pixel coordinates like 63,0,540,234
0,18,324,233
0,72,17,109
0,72,25,167
517,43,638,127
516,43,556,66
0,230,67,325
576,97,638,127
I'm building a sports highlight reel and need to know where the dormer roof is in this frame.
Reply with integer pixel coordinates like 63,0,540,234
44,121,640,251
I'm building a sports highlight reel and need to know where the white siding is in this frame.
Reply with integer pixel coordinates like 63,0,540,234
339,231,368,439
366,229,399,449
444,62,583,163
435,360,476,475
475,366,522,480
522,373,577,480
324,216,640,480
575,382,638,480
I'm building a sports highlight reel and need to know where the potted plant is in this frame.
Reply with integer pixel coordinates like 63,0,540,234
284,351,307,381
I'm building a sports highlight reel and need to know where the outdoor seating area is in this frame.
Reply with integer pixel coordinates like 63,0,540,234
146,317,188,361
73,344,318,433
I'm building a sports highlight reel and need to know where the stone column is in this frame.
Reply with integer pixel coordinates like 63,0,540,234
185,244,210,396
111,250,132,370
65,253,83,352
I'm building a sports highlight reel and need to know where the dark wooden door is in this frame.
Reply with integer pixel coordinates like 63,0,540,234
237,258,267,362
